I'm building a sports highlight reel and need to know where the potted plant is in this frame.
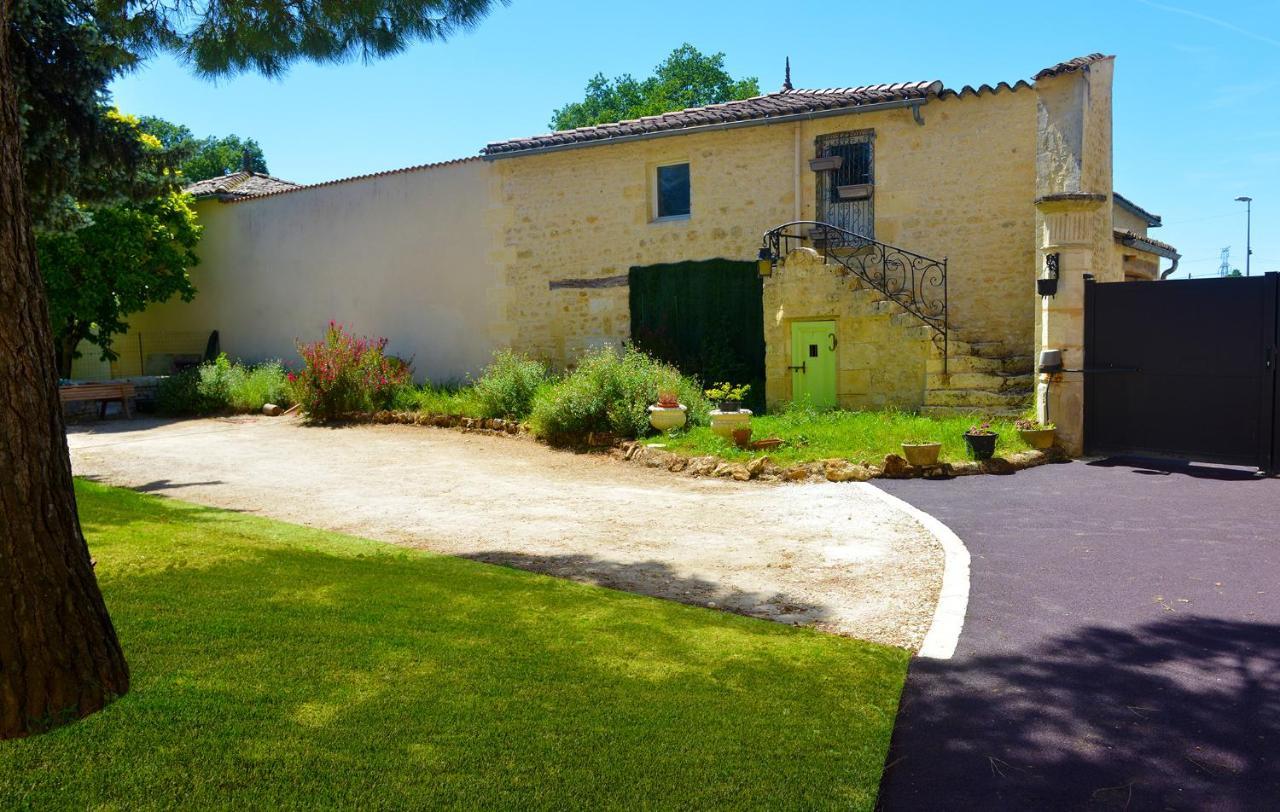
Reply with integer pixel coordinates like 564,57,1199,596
705,382,753,439
900,438,943,466
647,391,687,432
963,421,999,461
705,382,751,413
1015,418,1057,449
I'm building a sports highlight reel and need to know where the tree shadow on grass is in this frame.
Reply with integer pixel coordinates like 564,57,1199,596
879,616,1280,810
458,550,834,630
3,528,902,810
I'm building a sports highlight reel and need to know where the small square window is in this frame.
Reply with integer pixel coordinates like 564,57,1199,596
656,163,690,219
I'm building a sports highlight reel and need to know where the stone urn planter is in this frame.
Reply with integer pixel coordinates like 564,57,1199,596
710,408,752,439
647,404,687,432
900,442,942,467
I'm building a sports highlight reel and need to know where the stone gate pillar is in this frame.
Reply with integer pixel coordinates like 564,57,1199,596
1035,194,1108,453
1033,55,1115,454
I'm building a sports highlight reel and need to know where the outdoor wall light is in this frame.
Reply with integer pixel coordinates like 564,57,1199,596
1038,348,1063,373
1037,252,1060,297
757,246,776,278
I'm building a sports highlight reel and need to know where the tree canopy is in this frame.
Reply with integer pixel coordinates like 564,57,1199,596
138,117,269,182
550,44,760,131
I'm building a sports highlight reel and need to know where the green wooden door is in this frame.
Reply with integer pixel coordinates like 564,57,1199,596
629,259,765,412
791,320,837,409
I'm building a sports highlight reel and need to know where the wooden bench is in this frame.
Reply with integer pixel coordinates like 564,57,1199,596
60,382,136,419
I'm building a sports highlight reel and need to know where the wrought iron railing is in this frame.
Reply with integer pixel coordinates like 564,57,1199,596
760,220,948,371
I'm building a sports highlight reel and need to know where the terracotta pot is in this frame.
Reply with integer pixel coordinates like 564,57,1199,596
1018,427,1056,450
901,442,942,466
732,426,753,448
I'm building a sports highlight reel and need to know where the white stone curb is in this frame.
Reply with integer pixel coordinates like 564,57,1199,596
857,483,970,660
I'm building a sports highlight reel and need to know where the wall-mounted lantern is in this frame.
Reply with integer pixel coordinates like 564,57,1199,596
1038,252,1060,297
757,246,776,278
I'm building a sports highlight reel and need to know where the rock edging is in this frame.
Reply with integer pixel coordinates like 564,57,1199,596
615,442,1067,483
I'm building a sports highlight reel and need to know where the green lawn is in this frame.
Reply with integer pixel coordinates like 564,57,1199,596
1,481,909,809
657,407,1033,466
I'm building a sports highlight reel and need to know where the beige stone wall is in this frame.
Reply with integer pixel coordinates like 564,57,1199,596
763,249,930,411
493,87,1039,371
116,159,507,383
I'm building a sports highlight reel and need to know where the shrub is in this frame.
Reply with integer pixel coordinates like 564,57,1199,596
415,382,486,417
472,350,551,419
156,354,291,416
228,361,290,412
291,322,412,420
529,346,710,440
155,367,209,416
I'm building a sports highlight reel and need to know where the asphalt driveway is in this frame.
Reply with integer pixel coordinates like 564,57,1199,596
875,457,1280,810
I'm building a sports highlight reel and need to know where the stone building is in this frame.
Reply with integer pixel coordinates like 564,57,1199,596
116,53,1177,450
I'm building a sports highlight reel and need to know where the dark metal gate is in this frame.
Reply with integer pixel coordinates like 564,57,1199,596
1084,273,1280,471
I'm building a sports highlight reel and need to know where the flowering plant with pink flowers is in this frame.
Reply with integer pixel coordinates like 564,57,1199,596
291,321,411,420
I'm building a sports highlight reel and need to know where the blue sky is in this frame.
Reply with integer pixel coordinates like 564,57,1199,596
110,0,1278,278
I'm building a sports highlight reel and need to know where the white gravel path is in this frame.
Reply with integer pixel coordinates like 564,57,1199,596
69,415,944,649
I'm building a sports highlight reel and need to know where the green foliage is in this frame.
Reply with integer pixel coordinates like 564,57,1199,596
550,44,760,130
291,323,412,420
154,368,208,416
530,346,711,440
412,383,486,417
472,350,552,419
9,0,158,229
661,408,1032,466
38,188,202,375
138,117,269,182
156,354,290,415
0,481,906,808
704,381,751,403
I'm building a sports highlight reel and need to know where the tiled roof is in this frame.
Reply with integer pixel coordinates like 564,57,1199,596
1033,53,1112,80
1115,228,1180,259
184,172,301,200
484,54,1114,157
221,156,483,204
1113,192,1162,227
483,82,943,156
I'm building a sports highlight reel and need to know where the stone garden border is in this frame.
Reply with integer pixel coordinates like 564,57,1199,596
324,409,1068,484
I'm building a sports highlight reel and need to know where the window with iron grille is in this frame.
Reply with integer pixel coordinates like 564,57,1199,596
816,131,874,239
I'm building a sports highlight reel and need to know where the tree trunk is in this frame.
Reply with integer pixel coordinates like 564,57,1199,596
0,0,129,739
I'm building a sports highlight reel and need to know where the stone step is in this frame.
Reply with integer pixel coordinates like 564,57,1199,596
923,386,1033,410
928,352,1034,375
927,371,1034,392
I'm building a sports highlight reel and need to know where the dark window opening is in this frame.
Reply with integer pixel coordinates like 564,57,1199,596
809,344,819,358
656,163,690,218
826,142,872,203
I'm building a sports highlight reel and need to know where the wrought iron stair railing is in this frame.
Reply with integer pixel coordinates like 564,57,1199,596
760,220,948,371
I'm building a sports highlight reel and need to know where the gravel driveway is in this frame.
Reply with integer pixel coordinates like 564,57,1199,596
69,416,943,649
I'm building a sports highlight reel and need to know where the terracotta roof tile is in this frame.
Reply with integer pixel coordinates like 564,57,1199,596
1115,228,1180,259
483,54,1114,157
1113,192,1162,227
185,171,301,199
482,82,944,156
1033,53,1112,80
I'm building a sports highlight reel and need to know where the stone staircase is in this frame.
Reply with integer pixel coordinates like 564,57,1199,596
923,336,1034,416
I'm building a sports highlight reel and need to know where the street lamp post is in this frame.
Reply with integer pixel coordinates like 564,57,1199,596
1235,196,1253,277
